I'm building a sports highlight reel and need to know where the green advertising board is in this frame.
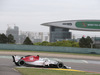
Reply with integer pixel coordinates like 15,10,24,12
76,22,100,29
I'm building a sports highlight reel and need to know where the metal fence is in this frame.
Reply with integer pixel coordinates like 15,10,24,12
0,44,100,54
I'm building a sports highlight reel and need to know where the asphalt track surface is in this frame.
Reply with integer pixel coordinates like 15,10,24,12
0,55,100,75
0,57,21,75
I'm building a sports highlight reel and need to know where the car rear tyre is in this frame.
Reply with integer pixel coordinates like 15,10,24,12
18,60,25,66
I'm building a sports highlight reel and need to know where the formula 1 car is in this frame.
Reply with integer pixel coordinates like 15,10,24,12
12,55,71,69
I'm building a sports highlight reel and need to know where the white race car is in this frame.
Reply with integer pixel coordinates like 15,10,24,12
12,55,71,69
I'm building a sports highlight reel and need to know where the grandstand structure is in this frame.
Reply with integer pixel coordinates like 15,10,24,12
42,20,100,42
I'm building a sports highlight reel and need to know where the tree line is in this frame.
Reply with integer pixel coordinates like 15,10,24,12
0,33,94,48
79,36,93,48
0,33,33,45
34,36,94,48
34,40,79,47
0,33,15,44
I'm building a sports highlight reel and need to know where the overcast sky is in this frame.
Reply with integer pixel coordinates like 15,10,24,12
0,0,100,38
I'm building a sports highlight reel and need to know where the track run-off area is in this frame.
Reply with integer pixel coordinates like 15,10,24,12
0,54,100,75
0,51,100,75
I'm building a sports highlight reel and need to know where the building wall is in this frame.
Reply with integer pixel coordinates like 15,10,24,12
50,26,71,42
6,26,19,43
5,26,49,44
92,37,100,48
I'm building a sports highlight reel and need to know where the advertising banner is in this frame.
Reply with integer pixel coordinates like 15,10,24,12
76,22,100,29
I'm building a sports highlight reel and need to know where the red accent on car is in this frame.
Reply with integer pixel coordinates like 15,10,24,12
21,55,39,62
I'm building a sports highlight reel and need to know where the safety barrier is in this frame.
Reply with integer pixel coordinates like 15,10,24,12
0,44,100,54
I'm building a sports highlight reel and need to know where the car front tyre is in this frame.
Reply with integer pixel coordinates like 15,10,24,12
57,62,64,68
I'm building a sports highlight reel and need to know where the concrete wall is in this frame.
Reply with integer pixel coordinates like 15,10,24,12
0,44,100,54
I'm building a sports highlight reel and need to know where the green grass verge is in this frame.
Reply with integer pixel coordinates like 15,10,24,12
0,49,100,57
16,68,100,75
